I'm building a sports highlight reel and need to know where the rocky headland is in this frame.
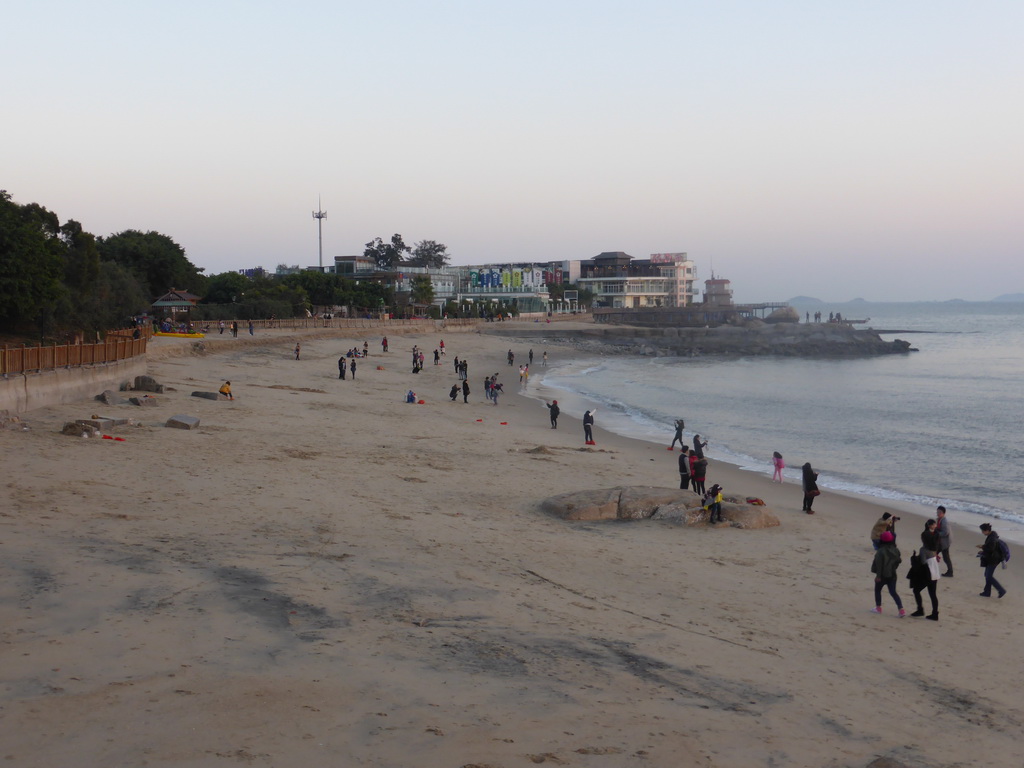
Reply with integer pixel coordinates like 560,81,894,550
485,319,915,357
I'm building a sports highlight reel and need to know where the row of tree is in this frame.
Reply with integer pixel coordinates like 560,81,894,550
363,235,450,270
0,190,206,337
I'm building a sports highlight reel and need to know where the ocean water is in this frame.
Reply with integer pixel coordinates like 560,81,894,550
532,301,1024,540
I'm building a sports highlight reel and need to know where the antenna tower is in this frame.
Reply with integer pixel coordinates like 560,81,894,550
312,197,327,269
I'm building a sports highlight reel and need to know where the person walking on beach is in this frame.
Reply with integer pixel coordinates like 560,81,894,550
772,451,785,483
936,506,953,577
382,336,388,352
439,340,445,356
669,419,685,451
977,523,1007,598
542,351,548,367
338,355,346,379
434,349,440,366
349,359,356,379
546,400,560,429
219,381,233,400
870,512,898,550
491,379,503,406
693,434,708,459
294,342,301,360
583,409,597,445
906,548,938,618
507,349,514,366
529,349,534,365
871,531,905,616
363,341,369,357
231,321,238,338
678,447,691,490
219,320,225,335
462,379,470,403
801,463,819,514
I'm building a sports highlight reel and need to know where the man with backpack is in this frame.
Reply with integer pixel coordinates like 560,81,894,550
977,523,1008,599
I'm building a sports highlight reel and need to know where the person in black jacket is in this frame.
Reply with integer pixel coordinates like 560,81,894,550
977,523,1007,598
546,400,560,429
906,549,937,619
583,409,596,445
801,463,819,514
678,447,691,490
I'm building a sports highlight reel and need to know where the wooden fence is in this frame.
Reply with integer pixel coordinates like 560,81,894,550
1,337,148,376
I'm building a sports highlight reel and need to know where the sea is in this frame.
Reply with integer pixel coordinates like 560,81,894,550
531,301,1024,543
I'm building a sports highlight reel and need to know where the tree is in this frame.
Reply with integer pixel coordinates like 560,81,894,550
0,191,68,334
61,219,100,292
409,275,434,307
363,234,410,271
408,239,449,268
98,229,205,299
202,271,253,304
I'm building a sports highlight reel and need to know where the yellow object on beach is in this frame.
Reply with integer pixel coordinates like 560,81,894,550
154,332,206,338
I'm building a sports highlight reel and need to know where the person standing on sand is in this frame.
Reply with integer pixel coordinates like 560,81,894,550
693,434,708,459
542,351,548,367
907,548,937,618
294,342,301,360
462,379,470,403
382,336,388,352
583,409,597,445
772,451,785,482
434,349,440,366
870,512,897,550
678,447,691,490
919,519,943,619
692,456,707,495
546,400,560,429
801,463,819,513
350,359,356,379
871,531,906,616
669,419,685,450
338,355,346,379
936,506,953,577
529,349,534,365
977,523,1007,598
231,321,238,337
219,381,233,400
248,320,254,336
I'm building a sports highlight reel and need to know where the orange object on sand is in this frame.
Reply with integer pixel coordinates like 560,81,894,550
500,422,508,425
102,435,113,440
418,399,425,404
476,419,483,422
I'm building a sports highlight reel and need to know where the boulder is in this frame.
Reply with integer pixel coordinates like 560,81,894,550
134,375,164,394
97,389,129,406
542,487,781,529
165,414,200,430
618,486,696,520
129,395,159,407
191,391,220,401
62,421,100,438
540,487,623,521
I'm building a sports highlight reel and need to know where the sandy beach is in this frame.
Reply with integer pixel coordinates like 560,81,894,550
2,324,1022,768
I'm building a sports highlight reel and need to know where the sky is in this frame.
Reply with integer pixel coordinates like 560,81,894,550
4,1,1023,302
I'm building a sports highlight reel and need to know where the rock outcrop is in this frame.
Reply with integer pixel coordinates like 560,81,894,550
541,486,780,529
487,322,914,358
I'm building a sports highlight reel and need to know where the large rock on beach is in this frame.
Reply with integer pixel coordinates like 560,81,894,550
541,487,780,529
132,375,164,393
97,389,129,406
166,414,200,430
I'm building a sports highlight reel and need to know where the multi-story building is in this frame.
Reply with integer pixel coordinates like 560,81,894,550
577,252,696,309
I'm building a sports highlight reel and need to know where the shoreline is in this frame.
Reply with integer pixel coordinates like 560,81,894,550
2,326,1021,767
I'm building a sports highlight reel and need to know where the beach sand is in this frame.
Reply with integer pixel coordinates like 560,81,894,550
2,324,1021,768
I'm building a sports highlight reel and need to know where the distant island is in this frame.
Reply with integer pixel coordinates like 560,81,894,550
993,293,1024,302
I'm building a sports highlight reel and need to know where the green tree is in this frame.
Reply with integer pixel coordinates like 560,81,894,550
0,191,68,334
408,239,449,268
61,219,101,292
409,275,435,307
78,261,150,332
203,271,254,304
98,229,205,300
363,234,410,271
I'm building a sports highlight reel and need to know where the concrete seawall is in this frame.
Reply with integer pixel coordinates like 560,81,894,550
0,357,148,414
